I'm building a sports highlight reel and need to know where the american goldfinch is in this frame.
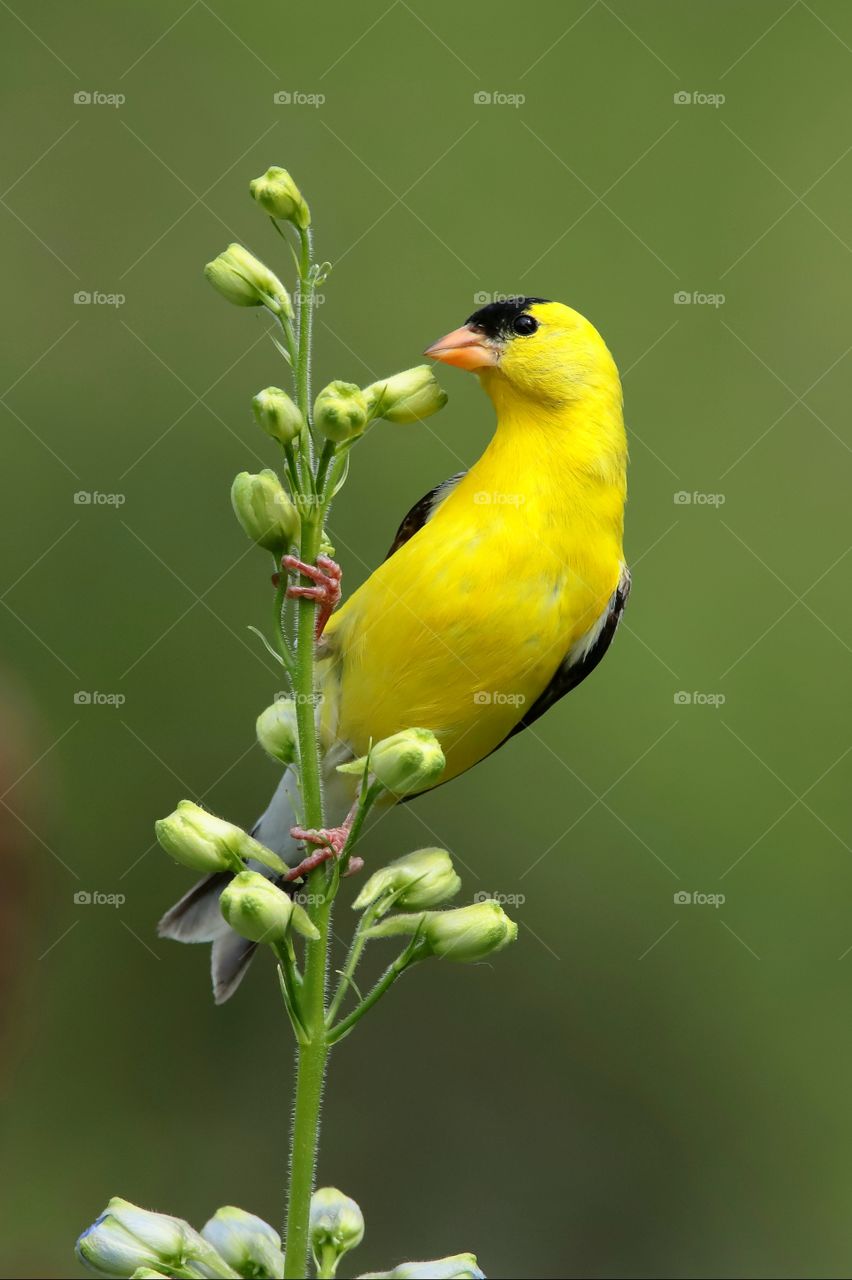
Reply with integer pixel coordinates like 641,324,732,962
160,297,629,1000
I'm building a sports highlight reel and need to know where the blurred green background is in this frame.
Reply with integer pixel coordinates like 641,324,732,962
1,1,851,1275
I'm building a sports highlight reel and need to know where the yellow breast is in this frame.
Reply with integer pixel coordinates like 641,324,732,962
321,387,627,785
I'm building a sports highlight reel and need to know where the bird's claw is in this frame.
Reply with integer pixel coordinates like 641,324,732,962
282,554,342,639
285,823,363,883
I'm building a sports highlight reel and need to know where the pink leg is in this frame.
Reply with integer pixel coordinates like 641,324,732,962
285,804,362,882
283,554,342,639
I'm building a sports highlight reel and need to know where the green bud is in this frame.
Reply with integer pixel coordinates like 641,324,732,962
155,801,245,874
155,801,288,878
363,365,448,424
231,469,299,555
252,386,304,446
314,381,370,444
130,1270,170,1278
357,1256,484,1280
366,900,517,963
76,1197,237,1279
310,1187,365,1277
220,870,319,945
250,166,311,229
352,848,460,913
204,243,292,318
201,1206,285,1280
338,728,445,798
256,697,299,766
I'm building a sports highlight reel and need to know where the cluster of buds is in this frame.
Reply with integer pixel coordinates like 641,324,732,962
314,365,447,446
76,1198,286,1279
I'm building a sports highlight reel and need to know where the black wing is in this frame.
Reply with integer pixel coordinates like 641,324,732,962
385,472,466,559
505,566,631,741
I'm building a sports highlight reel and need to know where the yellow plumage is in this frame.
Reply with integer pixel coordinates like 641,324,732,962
320,300,628,785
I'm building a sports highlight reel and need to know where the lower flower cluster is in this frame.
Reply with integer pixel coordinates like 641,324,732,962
76,1191,485,1280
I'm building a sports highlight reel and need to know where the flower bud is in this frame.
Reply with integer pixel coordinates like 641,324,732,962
75,1197,236,1279
338,728,445,798
352,848,460,913
155,801,288,878
310,1187,365,1277
357,1256,484,1280
252,386,304,446
314,381,370,444
231,469,299,555
220,870,319,944
204,243,292,317
256,697,299,766
201,1206,285,1280
250,166,311,230
366,900,517,963
155,801,245,874
130,1270,170,1278
363,365,448,424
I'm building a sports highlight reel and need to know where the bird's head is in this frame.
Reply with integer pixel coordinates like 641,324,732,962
425,296,620,413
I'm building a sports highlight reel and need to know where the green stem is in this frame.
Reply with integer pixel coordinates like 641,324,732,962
327,946,418,1046
282,221,330,1279
326,900,378,1026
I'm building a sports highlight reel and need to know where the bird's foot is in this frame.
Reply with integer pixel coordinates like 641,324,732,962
285,818,363,883
282,554,342,639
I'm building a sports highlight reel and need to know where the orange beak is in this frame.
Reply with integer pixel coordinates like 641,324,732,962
424,323,498,371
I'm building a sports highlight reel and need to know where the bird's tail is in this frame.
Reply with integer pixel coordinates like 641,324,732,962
157,764,352,1003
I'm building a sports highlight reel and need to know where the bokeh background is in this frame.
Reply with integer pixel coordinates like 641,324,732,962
1,1,851,1276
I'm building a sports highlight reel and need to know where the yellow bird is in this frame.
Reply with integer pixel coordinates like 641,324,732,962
160,297,630,999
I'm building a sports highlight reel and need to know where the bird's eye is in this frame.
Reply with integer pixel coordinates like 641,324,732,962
512,314,538,336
